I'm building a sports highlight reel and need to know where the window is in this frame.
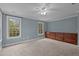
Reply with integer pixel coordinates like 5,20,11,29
37,22,44,35
7,16,21,39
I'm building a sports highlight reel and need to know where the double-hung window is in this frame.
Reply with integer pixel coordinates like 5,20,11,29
7,16,21,39
37,22,44,35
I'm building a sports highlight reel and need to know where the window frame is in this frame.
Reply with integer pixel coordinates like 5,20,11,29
7,15,21,39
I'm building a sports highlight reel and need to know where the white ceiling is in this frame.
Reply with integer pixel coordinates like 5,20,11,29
0,3,79,22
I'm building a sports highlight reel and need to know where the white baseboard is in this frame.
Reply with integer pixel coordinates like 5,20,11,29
3,36,45,47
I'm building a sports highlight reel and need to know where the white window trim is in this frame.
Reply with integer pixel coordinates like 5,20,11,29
6,16,21,39
37,22,44,36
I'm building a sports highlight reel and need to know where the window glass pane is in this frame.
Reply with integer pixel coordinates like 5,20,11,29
7,16,21,38
37,22,44,35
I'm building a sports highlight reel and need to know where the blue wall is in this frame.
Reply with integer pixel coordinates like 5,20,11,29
2,14,78,46
2,14,45,47
47,17,77,33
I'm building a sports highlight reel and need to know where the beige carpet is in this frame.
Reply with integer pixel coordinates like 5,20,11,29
0,38,79,56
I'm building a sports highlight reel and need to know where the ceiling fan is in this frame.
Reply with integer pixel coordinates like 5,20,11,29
35,3,52,16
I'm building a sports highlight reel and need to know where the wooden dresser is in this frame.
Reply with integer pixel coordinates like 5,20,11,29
45,32,77,45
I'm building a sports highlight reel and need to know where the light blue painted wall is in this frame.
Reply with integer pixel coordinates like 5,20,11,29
2,13,78,46
47,17,77,33
2,14,45,47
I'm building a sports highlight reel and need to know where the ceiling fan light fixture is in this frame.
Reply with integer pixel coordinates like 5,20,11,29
40,11,47,16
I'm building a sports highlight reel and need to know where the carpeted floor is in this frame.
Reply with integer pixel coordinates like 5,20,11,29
0,38,79,56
